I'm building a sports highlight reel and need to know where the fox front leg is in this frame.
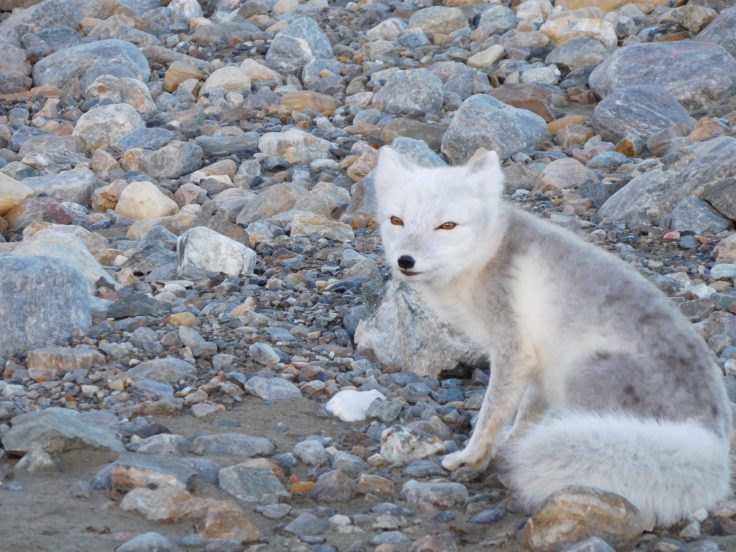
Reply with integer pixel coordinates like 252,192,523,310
442,344,536,471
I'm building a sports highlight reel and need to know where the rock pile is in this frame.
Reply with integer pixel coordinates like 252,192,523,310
1,0,736,550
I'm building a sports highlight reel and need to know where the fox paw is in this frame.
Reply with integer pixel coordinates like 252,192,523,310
441,446,491,471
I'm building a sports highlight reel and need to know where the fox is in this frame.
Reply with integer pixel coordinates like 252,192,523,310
373,146,732,526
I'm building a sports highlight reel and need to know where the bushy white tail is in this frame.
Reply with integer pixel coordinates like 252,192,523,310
507,413,731,525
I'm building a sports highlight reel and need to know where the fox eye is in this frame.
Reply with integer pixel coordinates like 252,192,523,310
436,222,457,230
390,216,404,226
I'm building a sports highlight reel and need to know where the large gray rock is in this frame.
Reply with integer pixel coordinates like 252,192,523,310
696,7,736,59
73,103,145,152
0,255,91,358
373,69,444,116
408,6,468,37
431,61,492,101
127,357,197,383
177,226,256,277
589,40,736,111
441,94,548,163
218,465,289,504
21,167,96,205
592,86,693,143
545,37,610,71
265,17,333,75
139,140,204,179
32,39,150,88
670,197,732,234
478,5,517,36
18,134,86,169
0,0,80,47
599,136,736,227
0,43,32,93
2,407,123,457
354,280,484,379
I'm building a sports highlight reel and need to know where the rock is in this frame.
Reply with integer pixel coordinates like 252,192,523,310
189,433,276,457
401,479,468,510
556,0,667,9
467,44,505,71
236,182,304,225
326,389,387,422
537,158,597,191
710,264,736,280
521,487,653,552
200,66,251,96
541,10,617,48
218,464,289,503
26,345,104,381
195,501,262,543
113,127,175,155
112,452,197,491
290,213,354,242
408,6,468,38
373,69,444,116
15,447,58,473
599,136,736,227
73,103,145,151
309,469,358,503
163,60,204,93
489,83,561,123
119,485,208,523
20,167,96,205
589,40,736,111
0,255,91,357
441,94,548,163
471,508,505,524
0,43,32,94
243,376,302,401
0,173,33,216
293,438,329,466
281,90,337,116
696,6,736,59
592,86,693,143
670,197,732,234
478,5,516,36
115,532,173,552
355,280,483,379
115,181,179,220
126,358,197,383
265,17,333,74
2,407,123,457
560,536,616,552
380,426,445,465
85,75,155,115
357,473,395,495
714,235,736,262
545,37,609,71
410,534,459,552
285,512,329,536
248,342,281,367
176,226,255,277
0,0,81,46
240,59,282,84
258,129,332,164
136,140,204,180
32,39,150,89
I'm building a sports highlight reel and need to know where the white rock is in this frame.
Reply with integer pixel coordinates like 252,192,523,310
73,103,145,151
115,181,179,220
200,66,251,96
290,212,354,242
169,0,203,20
326,389,387,422
239,59,283,83
380,425,445,465
258,129,333,163
177,226,256,277
467,45,505,70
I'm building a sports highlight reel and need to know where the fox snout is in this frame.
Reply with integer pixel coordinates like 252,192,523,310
397,255,415,270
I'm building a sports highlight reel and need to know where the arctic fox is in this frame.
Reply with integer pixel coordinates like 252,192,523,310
374,147,732,525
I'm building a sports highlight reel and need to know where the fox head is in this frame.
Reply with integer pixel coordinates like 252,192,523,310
374,147,505,287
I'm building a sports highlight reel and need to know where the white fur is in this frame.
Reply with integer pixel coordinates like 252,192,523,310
374,147,733,526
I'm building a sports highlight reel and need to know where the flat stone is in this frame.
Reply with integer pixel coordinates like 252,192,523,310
218,464,289,504
21,167,96,205
521,487,652,552
200,66,251,96
243,376,302,401
380,425,445,465
113,127,175,155
670,197,732,234
589,40,736,111
115,181,179,220
2,407,123,457
33,39,150,89
26,345,104,381
111,452,197,491
467,44,505,71
177,226,256,277
126,357,197,383
189,433,276,457
441,94,548,163
0,255,91,357
73,103,145,151
372,69,444,116
401,479,468,509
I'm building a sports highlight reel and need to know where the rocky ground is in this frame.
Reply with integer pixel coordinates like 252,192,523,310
1,0,736,550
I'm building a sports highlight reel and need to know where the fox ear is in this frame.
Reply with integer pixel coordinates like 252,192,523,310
374,147,411,199
465,149,503,197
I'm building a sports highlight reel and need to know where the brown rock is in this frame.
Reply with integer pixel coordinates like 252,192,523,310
347,149,378,182
554,125,596,149
556,0,667,11
5,197,74,232
537,158,597,192
27,345,104,382
521,487,653,552
489,83,562,122
166,312,198,327
547,115,589,135
196,501,262,543
357,473,395,495
281,91,337,116
91,179,128,212
380,119,448,151
119,485,212,522
689,117,728,143
714,234,736,263
309,470,358,503
164,61,204,93
0,173,33,216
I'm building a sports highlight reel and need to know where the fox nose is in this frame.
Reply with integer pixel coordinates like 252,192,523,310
397,255,415,270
